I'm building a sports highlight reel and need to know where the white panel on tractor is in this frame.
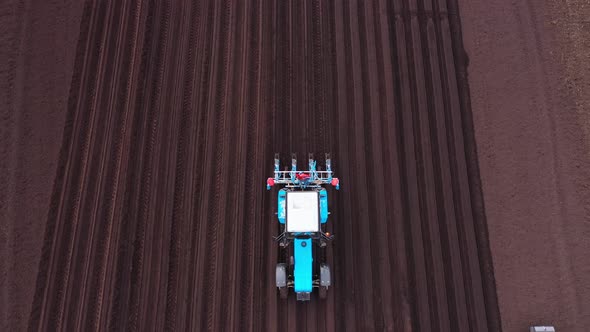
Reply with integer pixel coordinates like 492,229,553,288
530,327,555,332
286,191,319,233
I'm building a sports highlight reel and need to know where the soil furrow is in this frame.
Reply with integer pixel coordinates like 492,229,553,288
275,0,294,326
357,0,382,329
332,0,358,330
149,7,184,325
429,1,470,329
224,0,250,329
192,1,222,326
363,1,396,329
75,2,134,329
257,1,275,330
98,1,145,329
25,0,98,329
445,0,502,329
157,1,192,329
200,0,231,329
349,0,377,329
311,0,324,153
141,1,180,329
236,1,260,330
407,6,435,331
416,1,452,329
377,2,414,330
126,1,169,329
106,0,154,328
186,0,217,329
216,1,242,329
435,1,488,329
395,0,432,330
172,2,205,329
44,1,117,329
163,0,201,329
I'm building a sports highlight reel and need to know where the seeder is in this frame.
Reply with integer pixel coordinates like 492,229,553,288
266,153,340,301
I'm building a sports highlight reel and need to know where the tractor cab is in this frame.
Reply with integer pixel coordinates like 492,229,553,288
267,153,339,301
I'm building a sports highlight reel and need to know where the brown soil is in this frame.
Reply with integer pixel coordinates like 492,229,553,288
459,0,590,331
7,0,589,331
0,1,84,331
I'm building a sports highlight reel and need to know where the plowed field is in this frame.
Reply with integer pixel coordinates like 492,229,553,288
5,0,504,331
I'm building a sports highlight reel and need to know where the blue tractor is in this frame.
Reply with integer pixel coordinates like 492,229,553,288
266,153,340,301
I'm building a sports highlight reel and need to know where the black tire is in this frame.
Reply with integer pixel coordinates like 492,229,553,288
279,286,288,299
319,286,327,299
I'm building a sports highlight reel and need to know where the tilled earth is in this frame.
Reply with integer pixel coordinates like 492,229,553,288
4,0,503,331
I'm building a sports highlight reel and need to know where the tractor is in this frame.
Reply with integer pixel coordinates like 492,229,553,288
266,153,340,301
